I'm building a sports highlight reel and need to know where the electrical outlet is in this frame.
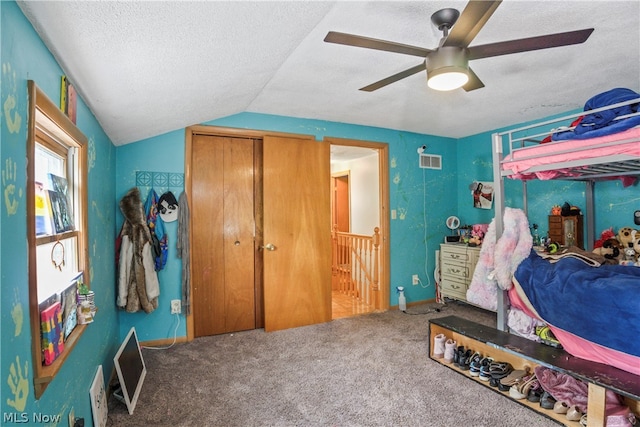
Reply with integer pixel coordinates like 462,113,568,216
412,274,419,285
170,299,181,314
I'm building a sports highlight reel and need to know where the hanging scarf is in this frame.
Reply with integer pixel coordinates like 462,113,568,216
144,188,168,271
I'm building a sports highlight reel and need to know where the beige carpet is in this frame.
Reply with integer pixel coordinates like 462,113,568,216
106,301,561,426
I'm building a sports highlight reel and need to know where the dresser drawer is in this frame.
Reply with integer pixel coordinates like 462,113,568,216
548,222,562,233
441,261,471,279
548,215,562,224
440,247,473,263
440,275,468,299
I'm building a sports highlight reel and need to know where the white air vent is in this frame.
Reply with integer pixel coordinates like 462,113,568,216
419,153,442,169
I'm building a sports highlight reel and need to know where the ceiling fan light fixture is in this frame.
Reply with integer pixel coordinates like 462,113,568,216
426,46,469,91
427,68,469,91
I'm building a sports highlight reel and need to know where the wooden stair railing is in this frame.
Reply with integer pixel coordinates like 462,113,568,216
331,226,380,309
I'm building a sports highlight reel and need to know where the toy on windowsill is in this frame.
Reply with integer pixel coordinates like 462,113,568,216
76,279,97,324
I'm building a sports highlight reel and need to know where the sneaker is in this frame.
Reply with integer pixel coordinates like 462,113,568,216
453,345,465,367
443,339,457,363
478,357,494,381
468,352,483,377
433,333,446,359
458,349,473,371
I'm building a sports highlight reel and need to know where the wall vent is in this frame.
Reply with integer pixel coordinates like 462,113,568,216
419,153,442,169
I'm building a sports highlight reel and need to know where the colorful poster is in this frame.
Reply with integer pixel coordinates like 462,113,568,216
471,181,494,210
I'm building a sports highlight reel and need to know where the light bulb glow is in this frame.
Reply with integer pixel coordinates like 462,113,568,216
427,71,469,91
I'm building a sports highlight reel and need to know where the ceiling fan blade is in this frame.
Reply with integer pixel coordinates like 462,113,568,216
443,0,502,48
359,62,426,92
462,67,484,91
468,28,594,60
324,31,432,58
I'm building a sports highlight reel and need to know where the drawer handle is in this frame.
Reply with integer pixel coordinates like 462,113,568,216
451,284,461,290
449,254,461,259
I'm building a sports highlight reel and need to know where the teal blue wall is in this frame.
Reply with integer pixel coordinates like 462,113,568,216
116,111,639,344
115,130,186,341
115,113,458,341
1,2,117,425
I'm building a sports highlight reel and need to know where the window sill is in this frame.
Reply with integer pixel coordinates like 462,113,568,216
34,323,86,399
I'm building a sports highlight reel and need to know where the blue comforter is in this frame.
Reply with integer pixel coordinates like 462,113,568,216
552,87,640,141
514,250,640,357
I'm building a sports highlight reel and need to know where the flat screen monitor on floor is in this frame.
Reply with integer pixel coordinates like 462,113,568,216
113,327,146,415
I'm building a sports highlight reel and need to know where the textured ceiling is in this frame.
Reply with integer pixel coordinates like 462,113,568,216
17,1,640,147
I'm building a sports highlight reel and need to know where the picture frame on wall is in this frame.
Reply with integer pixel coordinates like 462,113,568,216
471,181,494,210
90,365,108,427
60,75,77,124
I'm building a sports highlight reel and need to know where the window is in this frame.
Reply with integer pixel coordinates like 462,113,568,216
27,81,89,398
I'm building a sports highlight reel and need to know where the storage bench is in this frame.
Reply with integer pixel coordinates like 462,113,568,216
428,315,640,427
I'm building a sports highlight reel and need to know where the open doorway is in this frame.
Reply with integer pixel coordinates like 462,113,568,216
328,138,390,319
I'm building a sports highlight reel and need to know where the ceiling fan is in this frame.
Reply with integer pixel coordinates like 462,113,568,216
324,0,594,92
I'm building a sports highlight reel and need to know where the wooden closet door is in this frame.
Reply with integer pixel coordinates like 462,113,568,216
191,135,256,336
262,135,331,332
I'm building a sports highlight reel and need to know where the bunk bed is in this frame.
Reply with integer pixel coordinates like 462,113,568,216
480,91,640,377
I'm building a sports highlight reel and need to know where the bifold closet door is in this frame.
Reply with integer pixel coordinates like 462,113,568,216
262,135,332,332
191,135,256,337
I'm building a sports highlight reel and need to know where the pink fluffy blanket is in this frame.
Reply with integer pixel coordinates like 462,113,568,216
466,207,533,311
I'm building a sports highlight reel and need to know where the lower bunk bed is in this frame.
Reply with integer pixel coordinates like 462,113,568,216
453,89,640,426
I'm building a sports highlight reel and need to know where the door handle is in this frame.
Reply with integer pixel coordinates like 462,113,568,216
261,243,276,251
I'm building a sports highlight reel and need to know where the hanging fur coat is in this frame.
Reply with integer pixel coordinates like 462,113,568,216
117,187,160,313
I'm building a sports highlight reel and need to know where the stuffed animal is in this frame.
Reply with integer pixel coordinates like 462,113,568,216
592,238,623,261
560,202,582,216
468,224,488,246
546,241,561,254
617,227,637,248
633,236,640,265
593,227,615,249
618,227,640,265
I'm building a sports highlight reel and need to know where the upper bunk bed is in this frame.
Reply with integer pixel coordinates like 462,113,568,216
488,89,640,333
496,97,640,183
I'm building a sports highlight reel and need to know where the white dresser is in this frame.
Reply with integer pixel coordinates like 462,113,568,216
439,243,480,302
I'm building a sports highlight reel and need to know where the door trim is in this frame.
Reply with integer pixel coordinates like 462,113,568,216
324,136,390,311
